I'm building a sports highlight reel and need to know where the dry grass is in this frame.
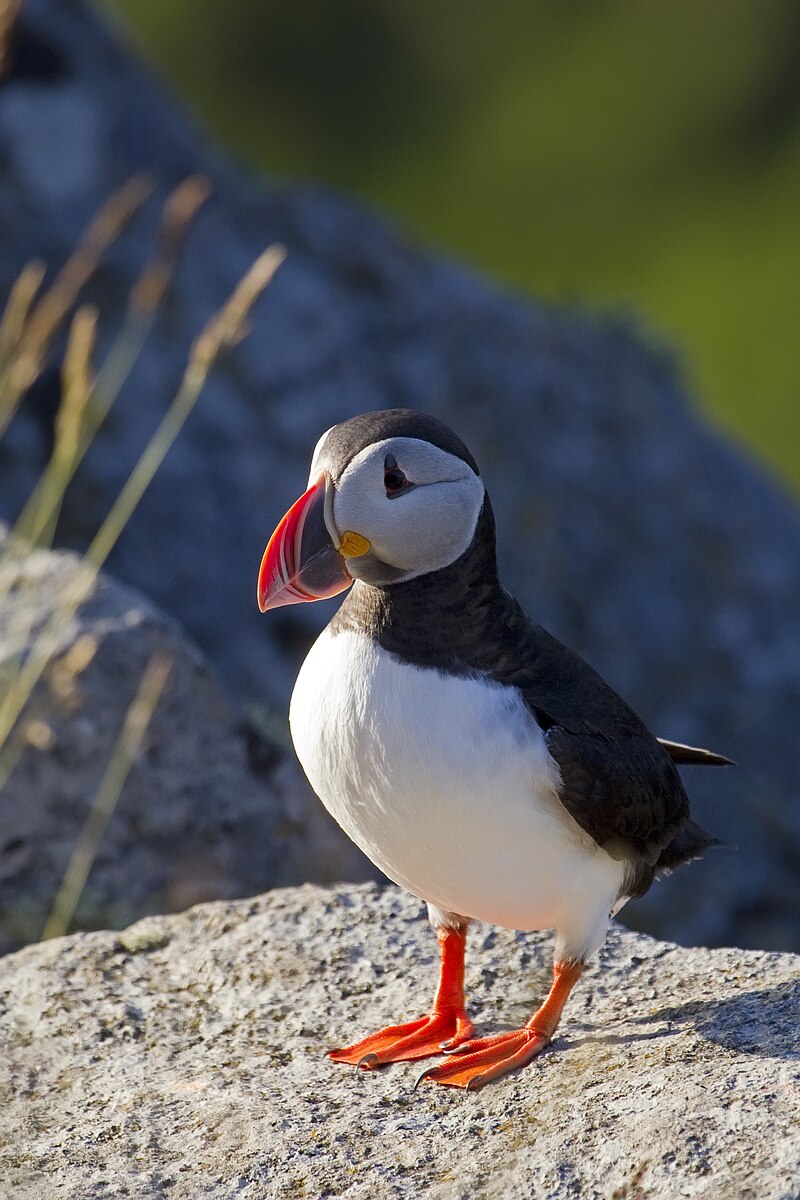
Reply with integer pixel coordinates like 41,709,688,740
0,0,22,81
41,652,173,941
0,176,154,444
0,176,285,939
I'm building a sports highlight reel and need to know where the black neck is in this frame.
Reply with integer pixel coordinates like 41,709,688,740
330,497,509,671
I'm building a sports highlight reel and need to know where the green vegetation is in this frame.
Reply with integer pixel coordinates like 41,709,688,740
105,0,800,492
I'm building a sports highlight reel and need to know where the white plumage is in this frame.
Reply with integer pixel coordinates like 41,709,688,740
290,626,626,963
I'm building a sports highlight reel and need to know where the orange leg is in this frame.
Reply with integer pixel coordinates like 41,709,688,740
416,959,584,1091
329,926,473,1069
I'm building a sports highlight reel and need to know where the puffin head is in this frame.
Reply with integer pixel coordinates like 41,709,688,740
258,409,486,611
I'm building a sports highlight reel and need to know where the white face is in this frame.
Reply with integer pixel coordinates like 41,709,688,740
311,435,485,585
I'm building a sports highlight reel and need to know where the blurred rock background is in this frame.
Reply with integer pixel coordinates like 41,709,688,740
0,0,798,953
105,0,800,497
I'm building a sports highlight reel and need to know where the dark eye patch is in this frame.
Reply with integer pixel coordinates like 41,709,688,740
384,453,415,498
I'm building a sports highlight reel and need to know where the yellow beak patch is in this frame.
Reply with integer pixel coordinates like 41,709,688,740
338,530,371,558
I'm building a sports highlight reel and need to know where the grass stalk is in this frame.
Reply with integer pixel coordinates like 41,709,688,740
0,261,46,369
0,0,22,80
37,304,97,547
0,243,285,786
0,175,153,443
41,652,172,941
3,177,212,561
0,307,96,707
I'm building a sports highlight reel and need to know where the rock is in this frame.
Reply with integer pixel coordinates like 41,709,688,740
0,529,370,955
1,882,797,1199
0,0,799,951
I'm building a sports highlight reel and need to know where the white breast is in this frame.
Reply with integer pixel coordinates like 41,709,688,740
290,627,625,960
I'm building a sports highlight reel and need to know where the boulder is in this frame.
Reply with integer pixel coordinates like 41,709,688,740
0,0,798,950
0,529,370,955
1,883,797,1199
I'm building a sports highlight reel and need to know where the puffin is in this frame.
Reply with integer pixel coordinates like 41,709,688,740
257,409,729,1091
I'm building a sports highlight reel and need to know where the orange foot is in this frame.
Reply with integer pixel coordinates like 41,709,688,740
329,1009,474,1068
416,959,585,1091
330,925,473,1069
415,1026,550,1091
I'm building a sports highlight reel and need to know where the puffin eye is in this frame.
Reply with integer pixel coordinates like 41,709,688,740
384,454,413,497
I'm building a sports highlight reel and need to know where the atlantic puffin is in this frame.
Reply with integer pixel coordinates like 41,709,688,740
257,409,728,1091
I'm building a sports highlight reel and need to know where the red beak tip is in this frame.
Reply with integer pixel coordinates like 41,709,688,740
257,474,353,613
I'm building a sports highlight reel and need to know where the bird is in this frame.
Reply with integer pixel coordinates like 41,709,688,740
257,408,729,1091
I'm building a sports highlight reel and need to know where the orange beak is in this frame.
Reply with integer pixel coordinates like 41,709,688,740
257,474,353,613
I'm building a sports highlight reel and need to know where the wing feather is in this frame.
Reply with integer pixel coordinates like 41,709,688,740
495,606,692,858
657,738,733,767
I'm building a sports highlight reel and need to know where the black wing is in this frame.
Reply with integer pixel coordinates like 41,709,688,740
493,601,693,862
542,724,688,863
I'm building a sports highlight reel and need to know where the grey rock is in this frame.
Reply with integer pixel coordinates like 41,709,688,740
0,528,370,955
1,883,798,1199
0,85,102,202
0,1,798,950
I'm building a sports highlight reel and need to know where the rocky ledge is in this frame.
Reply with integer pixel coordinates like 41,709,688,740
2,0,800,954
2,883,797,1199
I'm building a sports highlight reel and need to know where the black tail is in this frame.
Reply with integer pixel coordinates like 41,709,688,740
658,738,734,767
657,819,724,871
621,819,725,901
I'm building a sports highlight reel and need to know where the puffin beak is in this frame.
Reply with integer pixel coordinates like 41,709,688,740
257,474,368,612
